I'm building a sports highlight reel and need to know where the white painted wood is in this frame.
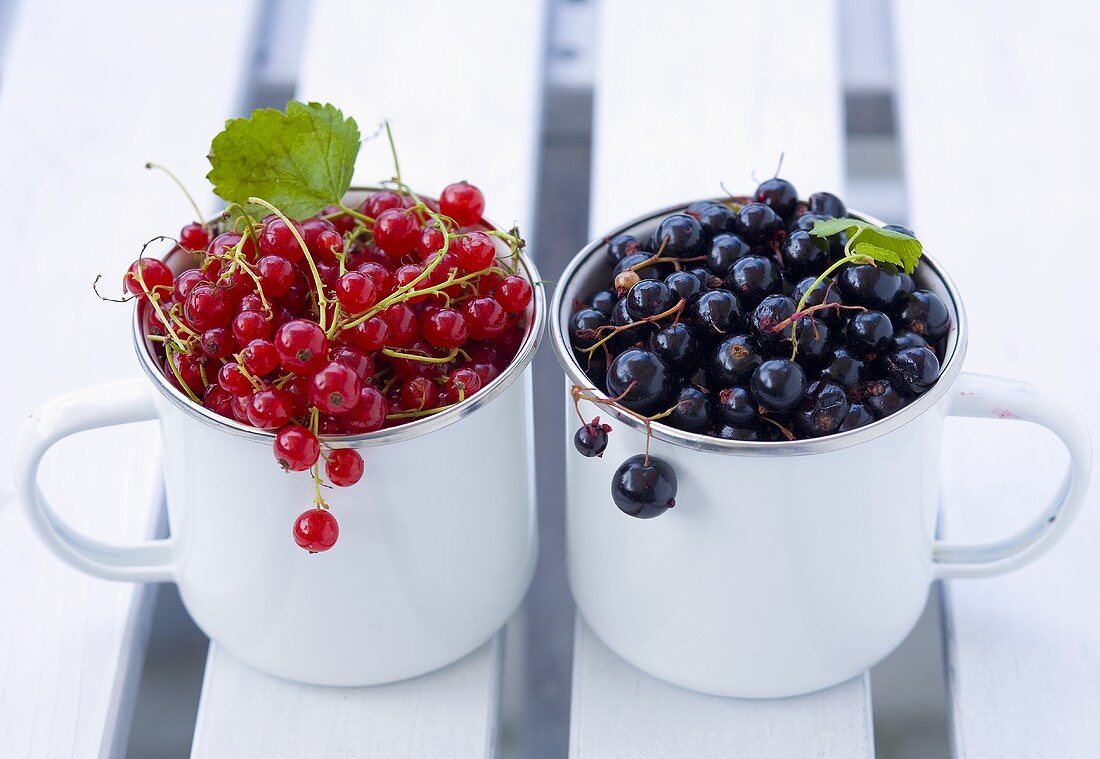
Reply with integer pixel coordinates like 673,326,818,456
574,1,872,756
571,619,874,759
0,1,259,756
191,1,547,755
191,638,502,758
893,2,1100,756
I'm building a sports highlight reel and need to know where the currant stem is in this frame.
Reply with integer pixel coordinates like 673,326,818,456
249,196,330,330
164,343,201,404
577,299,686,355
146,162,207,229
381,346,467,364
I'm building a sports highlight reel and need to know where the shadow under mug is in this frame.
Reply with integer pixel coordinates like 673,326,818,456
550,202,1092,698
15,202,546,686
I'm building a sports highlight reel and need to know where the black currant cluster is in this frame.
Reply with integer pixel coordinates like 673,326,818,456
568,179,950,518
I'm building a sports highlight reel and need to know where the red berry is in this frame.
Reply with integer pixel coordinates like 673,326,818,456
207,232,244,258
477,270,503,296
421,308,468,348
362,190,408,218
166,352,204,394
309,362,362,414
274,425,320,472
293,508,339,552
335,272,378,313
462,297,508,340
233,310,272,344
416,225,445,257
330,345,374,380
326,449,364,487
257,255,295,298
374,208,420,258
200,327,234,359
203,385,233,417
313,229,344,264
241,339,279,376
274,319,328,375
444,367,483,403
301,218,336,254
440,182,485,226
247,388,294,429
322,205,357,234
237,292,264,314
454,232,496,271
495,275,533,313
468,362,500,386
343,386,386,433
395,264,432,303
381,303,418,346
218,361,253,395
398,376,438,411
282,375,311,417
124,258,173,297
230,393,251,423
184,283,232,331
259,218,305,261
173,269,207,302
357,262,396,297
180,223,210,252
341,316,389,352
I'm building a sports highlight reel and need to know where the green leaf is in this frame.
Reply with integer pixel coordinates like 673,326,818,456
811,216,923,274
207,101,361,219
809,217,867,238
850,242,903,268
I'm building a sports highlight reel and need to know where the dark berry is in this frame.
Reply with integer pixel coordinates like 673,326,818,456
687,201,737,237
754,178,799,220
820,347,866,390
667,387,712,432
687,266,720,290
807,191,846,218
614,252,669,282
607,234,641,264
792,276,844,324
750,295,797,353
611,454,676,518
891,329,930,352
793,380,850,437
896,290,950,341
588,288,617,316
626,280,676,320
569,307,609,349
790,211,832,233
648,322,699,370
838,403,875,431
726,255,782,307
717,386,756,426
689,290,743,339
838,264,902,309
886,346,941,394
574,417,612,457
858,379,909,418
751,358,807,413
792,316,830,365
706,233,753,275
664,270,703,302
654,214,705,257
606,349,672,414
846,311,894,359
735,202,782,244
781,230,829,279
710,335,763,385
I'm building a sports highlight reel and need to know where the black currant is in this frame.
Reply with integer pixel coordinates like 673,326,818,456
896,290,950,341
807,191,846,218
792,315,830,366
689,289,743,339
837,403,875,431
751,358,807,413
837,264,902,310
725,255,781,307
687,201,737,237
611,454,676,518
569,307,609,349
792,276,843,324
819,347,866,390
574,417,612,457
781,230,829,279
858,379,909,419
706,233,752,275
606,349,672,414
754,178,799,220
606,233,641,264
654,214,705,257
890,329,930,352
588,288,617,317
886,346,940,394
735,202,783,244
845,311,894,359
625,280,676,320
793,380,850,438
664,270,703,303
668,386,712,432
648,322,699,370
749,294,797,353
710,334,763,385
614,252,669,282
716,385,756,426
790,211,832,233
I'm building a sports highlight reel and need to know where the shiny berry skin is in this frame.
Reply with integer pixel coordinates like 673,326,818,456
858,379,909,418
653,214,705,257
184,283,232,331
611,454,677,518
357,262,396,297
845,311,894,359
781,230,829,279
648,322,699,370
838,403,875,431
726,255,781,307
399,376,439,411
735,202,783,244
687,201,737,237
200,327,234,359
820,347,866,390
495,275,533,313
362,189,408,218
891,329,930,352
247,388,294,429
896,290,950,341
233,310,272,344
444,368,482,403
749,295,797,353
274,425,320,472
790,211,833,233
793,380,850,438
313,228,344,264
330,345,374,380
218,362,253,395
440,181,485,226
343,386,387,433
751,358,807,413
606,348,672,414
625,280,676,320
664,270,702,302
667,386,711,432
792,276,843,324
374,208,420,257
274,319,328,375
689,289,743,339
754,178,799,220
256,255,295,298
203,385,233,417
792,316,830,366
569,307,610,349
706,233,753,275
310,362,362,414
710,335,763,385
613,252,670,282
241,339,280,376
335,272,378,313
463,297,509,340
178,222,210,252
326,449,364,487
173,269,207,302
124,258,173,296
807,191,846,218
259,218,305,261
588,288,617,316
717,386,756,426
416,225,445,257
381,303,419,347
455,231,496,271
422,307,468,348
293,509,339,553
886,346,941,394
606,234,641,263
837,264,902,309
574,417,612,457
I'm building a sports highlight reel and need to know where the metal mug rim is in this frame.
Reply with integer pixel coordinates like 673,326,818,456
549,199,969,456
132,187,546,447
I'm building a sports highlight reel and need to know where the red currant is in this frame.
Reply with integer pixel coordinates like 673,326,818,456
421,307,468,348
180,223,210,253
330,345,374,380
301,218,336,255
322,205,357,234
309,362,362,414
237,292,264,314
462,297,508,340
374,208,420,258
335,272,378,313
233,310,272,344
203,385,233,417
440,181,485,226
444,367,483,403
282,375,310,417
341,316,389,352
399,376,439,411
241,339,279,376
259,218,305,262
343,386,387,433
173,269,207,302
495,275,533,313
274,319,328,375
357,262,396,297
362,190,407,218
381,303,418,346
454,232,496,271
166,352,204,394
200,327,234,359
247,387,294,429
124,258,173,297
313,229,344,264
184,283,232,330
326,449,364,487
293,508,339,552
257,255,295,298
274,425,320,472
416,225,445,257
218,362,253,395
207,232,244,258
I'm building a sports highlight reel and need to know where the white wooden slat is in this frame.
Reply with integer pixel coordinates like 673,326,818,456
191,639,502,758
893,2,1100,756
191,1,548,755
574,2,872,756
0,1,259,756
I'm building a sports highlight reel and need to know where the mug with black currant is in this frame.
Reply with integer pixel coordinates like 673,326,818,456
550,177,1091,698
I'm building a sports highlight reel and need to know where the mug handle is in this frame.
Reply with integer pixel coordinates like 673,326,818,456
14,379,175,582
933,372,1092,578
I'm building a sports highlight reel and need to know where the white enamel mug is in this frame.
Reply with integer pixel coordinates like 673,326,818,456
15,207,545,687
551,202,1092,698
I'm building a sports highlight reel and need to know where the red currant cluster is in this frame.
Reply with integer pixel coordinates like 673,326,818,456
122,182,533,552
